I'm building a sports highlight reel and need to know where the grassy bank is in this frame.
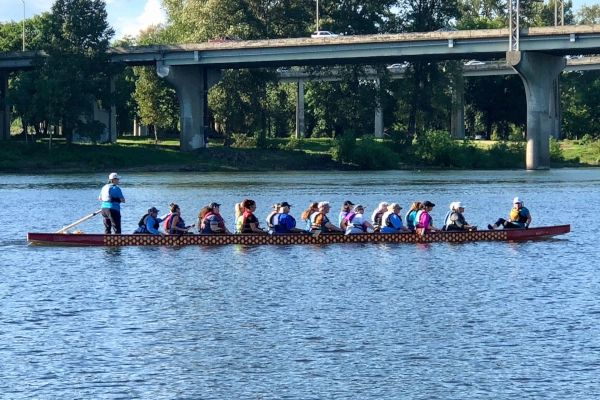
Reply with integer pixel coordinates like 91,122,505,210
1,136,598,174
0,137,352,173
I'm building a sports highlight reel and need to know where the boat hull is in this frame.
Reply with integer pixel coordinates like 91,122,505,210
27,225,570,246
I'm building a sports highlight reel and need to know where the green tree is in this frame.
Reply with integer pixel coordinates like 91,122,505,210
131,25,180,140
27,0,115,144
576,4,600,24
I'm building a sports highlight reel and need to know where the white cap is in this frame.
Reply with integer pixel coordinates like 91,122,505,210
109,172,121,180
450,201,464,210
318,201,330,209
513,197,522,204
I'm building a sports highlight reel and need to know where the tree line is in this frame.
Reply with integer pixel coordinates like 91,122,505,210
2,0,600,146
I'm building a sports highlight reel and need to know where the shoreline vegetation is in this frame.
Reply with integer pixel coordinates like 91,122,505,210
1,134,599,174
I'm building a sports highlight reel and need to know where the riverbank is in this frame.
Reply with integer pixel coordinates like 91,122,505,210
0,138,355,173
0,136,598,173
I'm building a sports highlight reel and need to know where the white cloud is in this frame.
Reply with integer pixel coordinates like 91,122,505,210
112,0,166,39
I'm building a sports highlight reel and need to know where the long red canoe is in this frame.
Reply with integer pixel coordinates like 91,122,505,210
27,225,570,246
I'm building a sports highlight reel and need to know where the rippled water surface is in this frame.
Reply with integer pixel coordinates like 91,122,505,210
1,170,600,398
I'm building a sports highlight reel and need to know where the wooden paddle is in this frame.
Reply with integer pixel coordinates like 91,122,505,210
56,209,103,234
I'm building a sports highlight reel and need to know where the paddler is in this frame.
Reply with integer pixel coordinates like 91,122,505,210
488,197,532,230
380,203,411,233
273,202,306,233
98,172,125,234
134,207,167,235
415,201,441,234
310,202,344,233
344,204,375,234
239,199,268,234
199,202,230,234
164,203,195,234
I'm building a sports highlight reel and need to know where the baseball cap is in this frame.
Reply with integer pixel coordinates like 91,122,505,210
280,201,292,208
148,207,159,213
209,202,221,209
513,197,523,204
389,203,402,210
343,200,355,206
423,201,435,207
109,172,121,180
318,201,330,208
354,204,365,211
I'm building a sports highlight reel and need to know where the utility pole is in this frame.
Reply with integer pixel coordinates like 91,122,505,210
21,0,25,51
316,0,320,32
508,0,544,52
555,0,565,26
509,0,520,51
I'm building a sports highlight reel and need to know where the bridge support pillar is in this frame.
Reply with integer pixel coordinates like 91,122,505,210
92,77,117,143
158,64,221,151
451,83,465,139
550,76,561,140
374,108,384,138
0,73,10,141
507,51,565,170
295,80,305,138
374,78,384,139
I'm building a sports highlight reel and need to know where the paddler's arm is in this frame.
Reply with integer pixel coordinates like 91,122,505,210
249,222,268,234
324,222,343,232
170,215,190,232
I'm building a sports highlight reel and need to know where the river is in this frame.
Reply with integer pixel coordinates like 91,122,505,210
1,170,599,398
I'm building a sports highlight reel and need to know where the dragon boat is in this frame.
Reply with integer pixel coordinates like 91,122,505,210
27,225,570,246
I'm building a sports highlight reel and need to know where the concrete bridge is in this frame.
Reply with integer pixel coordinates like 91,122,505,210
281,56,600,141
3,25,600,168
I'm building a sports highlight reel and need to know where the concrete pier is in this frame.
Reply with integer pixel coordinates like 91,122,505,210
507,51,565,170
374,78,384,139
295,80,305,138
451,83,465,139
158,65,221,151
0,74,10,140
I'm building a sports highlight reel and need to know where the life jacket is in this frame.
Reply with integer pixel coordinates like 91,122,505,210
373,211,384,227
415,210,424,227
416,210,433,229
345,212,367,232
235,215,244,234
164,213,185,234
383,212,396,228
100,184,121,203
310,212,330,232
441,211,452,231
406,210,417,231
444,211,462,231
200,211,225,233
274,213,296,233
510,207,528,224
266,212,279,229
241,210,256,233
136,213,159,233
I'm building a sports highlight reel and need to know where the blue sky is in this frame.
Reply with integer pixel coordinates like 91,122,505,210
0,0,596,40
1,0,166,39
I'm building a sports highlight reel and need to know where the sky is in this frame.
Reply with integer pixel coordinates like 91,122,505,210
0,0,597,40
0,0,167,39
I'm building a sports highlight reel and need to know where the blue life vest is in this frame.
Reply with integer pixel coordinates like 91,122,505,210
405,210,417,231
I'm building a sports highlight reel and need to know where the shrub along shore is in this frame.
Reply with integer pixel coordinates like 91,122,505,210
1,133,599,173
